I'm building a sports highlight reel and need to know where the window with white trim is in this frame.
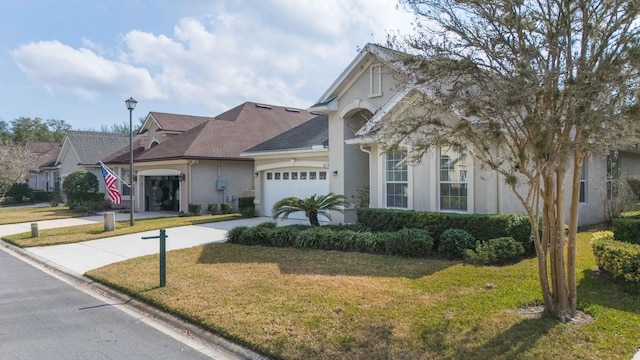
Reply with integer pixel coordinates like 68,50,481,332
385,149,408,208
440,146,468,211
370,64,382,97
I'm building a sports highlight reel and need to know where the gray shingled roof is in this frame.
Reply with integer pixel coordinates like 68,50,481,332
63,131,129,165
244,114,328,153
26,141,61,168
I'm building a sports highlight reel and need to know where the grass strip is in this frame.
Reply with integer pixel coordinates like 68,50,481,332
0,206,75,225
3,214,241,247
87,232,640,360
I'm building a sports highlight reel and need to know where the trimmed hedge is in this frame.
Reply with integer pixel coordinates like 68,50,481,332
592,231,640,285
225,222,433,258
612,218,640,245
439,229,476,259
464,237,525,265
356,208,533,254
239,196,255,218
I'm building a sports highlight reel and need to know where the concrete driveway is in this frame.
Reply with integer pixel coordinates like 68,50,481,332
1,213,308,276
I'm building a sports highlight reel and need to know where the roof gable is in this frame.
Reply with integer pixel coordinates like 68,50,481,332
27,141,61,169
312,43,405,108
57,131,129,165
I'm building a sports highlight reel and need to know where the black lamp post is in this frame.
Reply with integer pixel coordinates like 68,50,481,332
125,97,137,226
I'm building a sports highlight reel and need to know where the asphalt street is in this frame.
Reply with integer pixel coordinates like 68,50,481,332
0,248,215,360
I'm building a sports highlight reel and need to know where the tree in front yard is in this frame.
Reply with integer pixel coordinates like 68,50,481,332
381,0,639,322
272,193,349,226
0,142,35,203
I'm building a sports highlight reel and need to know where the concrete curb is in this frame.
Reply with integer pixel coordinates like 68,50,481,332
0,239,268,360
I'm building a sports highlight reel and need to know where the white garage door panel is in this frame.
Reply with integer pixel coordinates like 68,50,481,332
264,169,330,220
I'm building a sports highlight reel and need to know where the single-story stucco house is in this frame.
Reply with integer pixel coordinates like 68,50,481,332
102,102,321,214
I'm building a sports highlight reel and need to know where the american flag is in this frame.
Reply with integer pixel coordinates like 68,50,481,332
101,163,122,204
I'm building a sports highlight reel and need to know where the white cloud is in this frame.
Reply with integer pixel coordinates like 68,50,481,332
10,0,415,113
11,40,165,101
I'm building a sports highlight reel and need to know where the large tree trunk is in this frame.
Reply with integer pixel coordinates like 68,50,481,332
308,210,320,226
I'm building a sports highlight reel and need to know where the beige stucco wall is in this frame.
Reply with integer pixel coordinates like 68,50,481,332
327,60,403,223
189,160,254,210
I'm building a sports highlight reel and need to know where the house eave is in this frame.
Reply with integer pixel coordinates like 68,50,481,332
241,146,329,158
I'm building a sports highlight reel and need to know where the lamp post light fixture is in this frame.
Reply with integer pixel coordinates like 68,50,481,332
125,97,137,226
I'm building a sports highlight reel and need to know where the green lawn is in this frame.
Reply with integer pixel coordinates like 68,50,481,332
0,206,75,225
86,232,640,359
2,214,241,247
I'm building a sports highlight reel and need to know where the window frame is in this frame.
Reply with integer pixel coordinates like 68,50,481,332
385,149,408,209
439,146,469,212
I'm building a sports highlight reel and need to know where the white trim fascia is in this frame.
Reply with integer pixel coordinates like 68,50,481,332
240,147,328,159
256,160,329,172
139,112,161,134
345,136,377,145
314,46,373,104
336,57,375,101
308,98,338,113
130,159,190,167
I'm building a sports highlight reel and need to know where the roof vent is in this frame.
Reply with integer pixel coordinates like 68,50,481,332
285,108,300,113
255,104,272,109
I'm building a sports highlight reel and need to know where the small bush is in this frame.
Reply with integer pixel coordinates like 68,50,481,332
49,191,61,207
239,196,255,217
592,231,640,286
384,228,434,257
70,201,94,214
239,226,270,246
62,170,100,205
188,203,202,216
269,227,296,247
464,237,525,265
30,190,51,202
256,221,277,230
207,203,219,214
226,226,249,243
439,229,476,259
221,202,233,214
295,227,336,249
7,183,32,203
612,218,640,244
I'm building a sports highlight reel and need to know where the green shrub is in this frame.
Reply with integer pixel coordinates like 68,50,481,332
239,196,255,217
239,226,270,246
464,237,525,265
356,208,533,254
226,226,249,243
62,170,100,205
70,201,94,214
439,229,476,259
384,228,434,257
325,223,371,232
592,231,640,286
256,221,277,230
30,190,51,202
207,203,219,214
295,227,336,249
619,210,640,219
612,218,640,244
221,202,233,214
188,203,202,216
49,191,61,207
269,227,297,247
7,183,32,203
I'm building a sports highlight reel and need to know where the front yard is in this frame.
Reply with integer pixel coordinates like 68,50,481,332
86,232,640,360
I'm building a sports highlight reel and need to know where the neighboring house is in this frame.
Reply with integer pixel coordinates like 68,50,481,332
304,43,638,225
55,131,130,197
241,114,329,219
26,141,61,191
102,102,320,214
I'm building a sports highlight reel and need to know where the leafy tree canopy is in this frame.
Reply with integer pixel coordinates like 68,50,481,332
380,0,640,321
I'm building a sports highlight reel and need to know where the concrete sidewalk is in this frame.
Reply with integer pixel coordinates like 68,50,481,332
1,214,307,276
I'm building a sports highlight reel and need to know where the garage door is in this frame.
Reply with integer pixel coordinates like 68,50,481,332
263,169,330,220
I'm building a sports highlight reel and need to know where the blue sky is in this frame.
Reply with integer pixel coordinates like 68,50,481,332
0,0,415,130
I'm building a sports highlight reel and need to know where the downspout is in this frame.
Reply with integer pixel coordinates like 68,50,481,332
188,160,197,206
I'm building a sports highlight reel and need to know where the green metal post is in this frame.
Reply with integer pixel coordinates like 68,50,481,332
159,229,166,287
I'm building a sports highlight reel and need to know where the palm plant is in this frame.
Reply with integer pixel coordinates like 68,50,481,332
271,193,349,226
